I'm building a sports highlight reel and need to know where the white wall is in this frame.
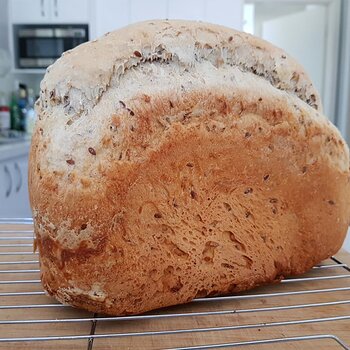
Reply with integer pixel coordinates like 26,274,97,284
338,0,350,253
253,3,305,37
262,6,326,110
0,0,12,101
336,0,350,143
339,0,350,252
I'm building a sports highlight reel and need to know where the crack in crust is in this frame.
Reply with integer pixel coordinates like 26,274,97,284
38,20,321,120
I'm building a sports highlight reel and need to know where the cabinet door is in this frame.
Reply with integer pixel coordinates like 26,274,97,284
0,157,31,218
12,157,31,218
52,0,89,23
168,0,243,29
205,0,243,30
0,161,18,218
0,164,7,206
92,0,129,39
129,0,167,24
10,0,51,24
168,0,205,21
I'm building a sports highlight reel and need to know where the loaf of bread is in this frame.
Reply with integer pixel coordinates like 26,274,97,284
29,20,350,316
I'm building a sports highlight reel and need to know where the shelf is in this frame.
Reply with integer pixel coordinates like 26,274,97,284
12,69,46,74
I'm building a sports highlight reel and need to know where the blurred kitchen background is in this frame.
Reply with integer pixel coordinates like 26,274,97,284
0,0,349,250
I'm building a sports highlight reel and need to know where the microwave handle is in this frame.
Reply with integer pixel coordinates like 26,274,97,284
40,0,45,17
54,0,58,17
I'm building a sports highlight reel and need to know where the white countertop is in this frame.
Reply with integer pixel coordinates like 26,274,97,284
0,137,31,162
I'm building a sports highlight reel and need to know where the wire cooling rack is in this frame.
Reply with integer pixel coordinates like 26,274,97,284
0,218,350,349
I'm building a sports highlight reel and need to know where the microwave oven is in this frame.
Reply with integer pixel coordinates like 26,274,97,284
14,24,89,69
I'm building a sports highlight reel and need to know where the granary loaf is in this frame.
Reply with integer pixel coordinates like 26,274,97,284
29,20,350,315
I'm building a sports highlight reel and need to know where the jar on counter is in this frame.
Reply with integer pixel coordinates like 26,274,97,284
0,105,10,131
25,89,36,135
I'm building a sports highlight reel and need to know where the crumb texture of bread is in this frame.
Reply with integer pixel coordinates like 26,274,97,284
29,20,350,316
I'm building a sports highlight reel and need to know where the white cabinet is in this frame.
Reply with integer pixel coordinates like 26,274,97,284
10,0,90,24
168,0,243,29
14,156,30,216
92,0,243,40
50,0,89,23
0,155,31,218
129,0,167,23
92,0,129,39
205,0,243,30
0,162,12,207
10,0,51,23
168,0,205,21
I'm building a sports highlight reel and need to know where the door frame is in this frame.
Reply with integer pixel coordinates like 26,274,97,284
336,0,350,142
245,0,341,122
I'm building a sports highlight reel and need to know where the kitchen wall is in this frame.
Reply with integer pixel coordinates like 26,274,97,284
337,0,350,253
0,0,9,52
336,0,350,144
0,0,12,101
0,71,42,103
247,1,341,124
0,0,43,103
253,3,305,37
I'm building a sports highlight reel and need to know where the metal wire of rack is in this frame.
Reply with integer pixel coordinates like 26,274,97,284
0,219,349,349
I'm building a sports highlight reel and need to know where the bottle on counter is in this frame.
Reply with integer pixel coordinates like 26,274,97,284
17,84,27,132
10,91,21,131
25,89,36,135
0,92,10,131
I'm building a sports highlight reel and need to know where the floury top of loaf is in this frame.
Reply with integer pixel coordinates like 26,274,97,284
40,20,322,120
29,20,350,316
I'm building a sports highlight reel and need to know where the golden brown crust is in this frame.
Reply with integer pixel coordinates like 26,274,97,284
29,20,350,316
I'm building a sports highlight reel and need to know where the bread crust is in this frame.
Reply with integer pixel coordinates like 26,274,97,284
29,20,350,315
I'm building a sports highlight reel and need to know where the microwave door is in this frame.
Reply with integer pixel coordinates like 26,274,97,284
18,37,63,68
64,37,86,51
16,25,89,69
55,28,87,52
